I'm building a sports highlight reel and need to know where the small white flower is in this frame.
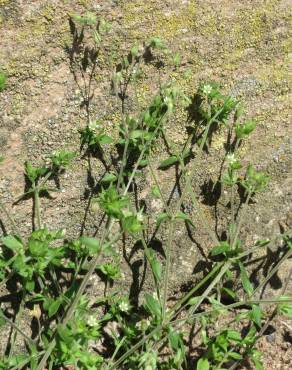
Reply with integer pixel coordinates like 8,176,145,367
119,301,130,312
89,120,100,131
226,153,236,164
87,315,99,327
202,84,212,96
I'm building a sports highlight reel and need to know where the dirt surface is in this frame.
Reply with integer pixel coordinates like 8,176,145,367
0,0,291,368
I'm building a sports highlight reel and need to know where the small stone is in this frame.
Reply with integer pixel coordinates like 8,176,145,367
266,334,275,343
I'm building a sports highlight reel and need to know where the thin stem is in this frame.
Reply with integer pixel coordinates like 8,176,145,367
170,262,224,317
230,191,252,250
141,236,161,302
34,188,41,230
148,158,168,211
252,245,292,298
0,200,18,234
162,219,175,320
170,298,292,326
177,104,226,210
229,268,292,370
188,261,232,316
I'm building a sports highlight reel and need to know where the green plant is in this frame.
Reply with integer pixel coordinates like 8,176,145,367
0,12,291,370
0,70,7,92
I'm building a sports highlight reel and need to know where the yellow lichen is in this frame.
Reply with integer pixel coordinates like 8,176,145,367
123,1,195,42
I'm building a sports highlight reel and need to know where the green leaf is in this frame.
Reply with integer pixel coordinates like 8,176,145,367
145,249,162,283
156,212,170,227
1,235,23,253
151,258,161,283
226,330,242,342
147,37,165,49
130,44,139,57
144,293,161,318
25,161,48,183
211,242,230,256
196,358,210,370
44,298,62,318
175,211,193,226
242,325,257,346
228,351,242,360
251,349,264,370
71,12,97,26
129,129,145,140
158,155,179,169
238,261,253,296
25,280,35,292
122,215,143,234
221,287,236,300
168,327,183,351
187,297,200,306
151,185,161,199
80,236,101,254
101,173,117,183
98,134,113,144
235,120,256,139
28,239,46,257
50,150,75,169
250,304,262,327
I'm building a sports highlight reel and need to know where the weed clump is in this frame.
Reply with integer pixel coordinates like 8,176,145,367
0,12,291,370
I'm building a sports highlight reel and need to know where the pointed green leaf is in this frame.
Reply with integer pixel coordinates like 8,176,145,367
211,242,230,256
158,155,179,169
238,261,253,296
156,212,170,227
144,293,161,318
175,211,194,226
251,304,262,327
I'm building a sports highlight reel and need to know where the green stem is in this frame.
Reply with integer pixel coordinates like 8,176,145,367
170,262,224,317
162,219,175,320
230,191,252,250
170,298,292,326
141,237,161,302
188,261,232,316
148,158,168,211
34,188,41,230
252,245,292,298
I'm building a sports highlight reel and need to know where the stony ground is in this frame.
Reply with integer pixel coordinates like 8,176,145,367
0,0,291,368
